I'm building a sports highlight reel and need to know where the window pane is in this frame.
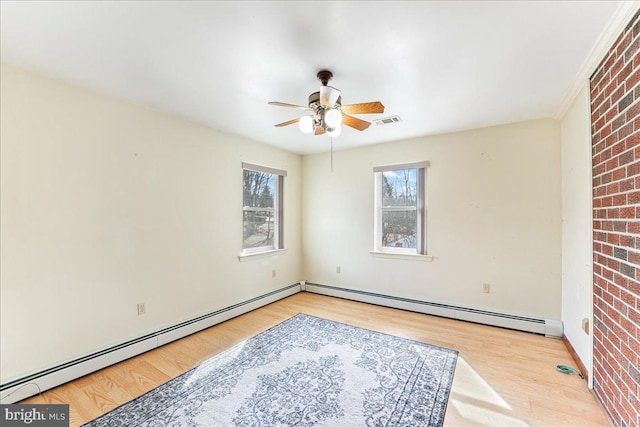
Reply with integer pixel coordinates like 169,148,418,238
382,169,417,207
243,170,275,208
382,210,416,249
243,210,274,249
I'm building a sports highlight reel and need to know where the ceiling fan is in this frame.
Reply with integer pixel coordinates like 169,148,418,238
268,70,384,138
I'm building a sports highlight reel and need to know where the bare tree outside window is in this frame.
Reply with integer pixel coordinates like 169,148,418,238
381,169,417,249
243,170,276,249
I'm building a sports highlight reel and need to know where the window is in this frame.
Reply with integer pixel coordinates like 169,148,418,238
242,163,286,255
373,162,428,256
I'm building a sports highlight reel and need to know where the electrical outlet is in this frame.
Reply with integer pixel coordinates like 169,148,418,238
137,303,146,315
582,318,590,334
482,283,491,293
272,269,276,278
336,266,341,274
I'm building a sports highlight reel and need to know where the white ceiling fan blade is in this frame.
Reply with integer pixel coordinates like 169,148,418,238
320,86,341,108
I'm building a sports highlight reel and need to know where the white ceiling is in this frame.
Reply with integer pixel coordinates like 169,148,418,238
0,1,625,154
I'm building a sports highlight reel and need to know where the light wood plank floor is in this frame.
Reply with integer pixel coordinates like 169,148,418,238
23,292,611,426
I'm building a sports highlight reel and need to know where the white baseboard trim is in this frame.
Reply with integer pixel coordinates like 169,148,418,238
304,282,562,338
0,283,301,404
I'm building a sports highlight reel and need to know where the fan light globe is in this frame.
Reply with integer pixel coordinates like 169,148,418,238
324,109,342,128
327,124,342,138
298,116,314,134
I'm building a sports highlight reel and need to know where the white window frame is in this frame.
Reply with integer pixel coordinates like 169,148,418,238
373,161,429,257
241,162,286,256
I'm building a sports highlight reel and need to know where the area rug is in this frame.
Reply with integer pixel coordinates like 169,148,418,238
82,313,458,427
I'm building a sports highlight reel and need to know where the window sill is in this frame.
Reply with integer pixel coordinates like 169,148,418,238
238,248,288,262
370,251,434,262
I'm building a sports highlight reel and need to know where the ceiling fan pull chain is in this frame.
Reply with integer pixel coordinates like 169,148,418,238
330,137,334,172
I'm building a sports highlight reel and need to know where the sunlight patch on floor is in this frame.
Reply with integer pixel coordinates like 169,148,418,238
182,340,248,388
450,357,529,427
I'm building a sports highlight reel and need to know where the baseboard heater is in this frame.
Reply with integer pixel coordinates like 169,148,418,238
302,282,563,338
0,283,300,404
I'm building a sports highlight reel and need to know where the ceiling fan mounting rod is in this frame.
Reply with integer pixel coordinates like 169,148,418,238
317,70,333,86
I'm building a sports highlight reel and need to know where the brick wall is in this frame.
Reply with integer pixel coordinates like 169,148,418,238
591,9,640,427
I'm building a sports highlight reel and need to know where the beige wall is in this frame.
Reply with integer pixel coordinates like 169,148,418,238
0,63,566,384
559,84,593,383
302,119,562,320
0,64,303,382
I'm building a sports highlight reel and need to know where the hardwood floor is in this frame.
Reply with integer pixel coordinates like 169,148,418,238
23,292,611,426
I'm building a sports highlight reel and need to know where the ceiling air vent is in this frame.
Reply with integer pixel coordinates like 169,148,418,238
374,116,402,126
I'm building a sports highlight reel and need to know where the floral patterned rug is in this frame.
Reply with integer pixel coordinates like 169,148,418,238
83,314,458,427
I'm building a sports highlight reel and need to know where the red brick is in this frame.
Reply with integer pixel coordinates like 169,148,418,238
625,32,640,60
629,306,640,324
628,251,640,264
612,112,627,132
627,66,640,89
621,235,635,247
595,264,603,276
606,78,619,99
625,132,640,149
593,90,606,110
617,62,634,86
621,287,637,307
615,31,633,56
612,167,626,181
612,140,627,156
609,306,622,324
612,194,627,205
621,206,636,218
620,316,636,337
614,298,629,317
604,266,614,280
609,258,621,271
620,178,635,191
627,99,640,120
628,160,640,176
606,280,620,298
605,49,617,70
619,122,635,139
612,55,625,80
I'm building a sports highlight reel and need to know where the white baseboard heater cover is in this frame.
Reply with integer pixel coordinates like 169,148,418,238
0,283,300,404
1,281,563,404
304,282,563,338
